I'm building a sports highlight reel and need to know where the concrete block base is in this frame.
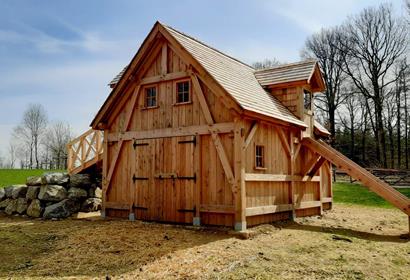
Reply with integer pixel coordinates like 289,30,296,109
234,222,247,232
129,213,135,221
193,217,201,226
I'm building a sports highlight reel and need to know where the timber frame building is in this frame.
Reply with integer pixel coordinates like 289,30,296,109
68,21,410,232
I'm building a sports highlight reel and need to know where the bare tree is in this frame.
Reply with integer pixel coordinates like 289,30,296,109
13,104,48,169
8,142,17,168
44,121,73,169
336,4,408,167
252,58,281,70
302,27,348,145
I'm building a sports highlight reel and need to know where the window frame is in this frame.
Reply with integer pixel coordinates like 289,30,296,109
174,79,191,105
143,85,158,109
254,144,266,169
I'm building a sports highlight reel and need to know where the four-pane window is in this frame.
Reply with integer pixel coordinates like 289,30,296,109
145,86,157,108
176,81,190,103
255,145,265,168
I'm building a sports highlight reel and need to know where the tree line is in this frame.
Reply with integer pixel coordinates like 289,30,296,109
257,2,410,170
0,104,74,170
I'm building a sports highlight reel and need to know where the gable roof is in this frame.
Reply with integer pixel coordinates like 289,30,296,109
254,60,326,91
92,22,310,128
162,25,306,127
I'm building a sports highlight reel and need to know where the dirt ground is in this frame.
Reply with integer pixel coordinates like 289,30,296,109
0,204,409,280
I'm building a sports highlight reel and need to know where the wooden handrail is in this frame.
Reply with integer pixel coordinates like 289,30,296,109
67,129,103,174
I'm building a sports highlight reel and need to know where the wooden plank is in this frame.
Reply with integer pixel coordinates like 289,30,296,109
301,154,321,177
161,43,167,75
243,121,258,150
140,71,188,85
107,122,235,142
295,201,321,209
245,204,293,216
105,201,129,210
245,173,294,181
322,197,332,203
191,74,214,124
200,205,235,214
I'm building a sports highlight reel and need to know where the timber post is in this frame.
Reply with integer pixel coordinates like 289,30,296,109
234,118,246,231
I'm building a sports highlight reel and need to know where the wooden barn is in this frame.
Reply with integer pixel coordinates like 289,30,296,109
67,22,410,231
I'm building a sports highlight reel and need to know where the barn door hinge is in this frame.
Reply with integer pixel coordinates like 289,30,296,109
178,136,196,146
177,206,196,213
132,174,149,183
133,205,148,210
133,140,149,149
177,173,196,183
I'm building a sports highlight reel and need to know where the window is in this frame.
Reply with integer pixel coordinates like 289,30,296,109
176,81,190,103
304,89,312,111
145,86,157,108
255,145,265,168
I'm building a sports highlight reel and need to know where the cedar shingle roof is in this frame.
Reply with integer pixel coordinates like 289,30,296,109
162,25,306,127
109,66,128,88
254,60,318,87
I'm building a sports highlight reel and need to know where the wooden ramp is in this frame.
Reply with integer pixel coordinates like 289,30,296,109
67,129,103,175
302,137,410,216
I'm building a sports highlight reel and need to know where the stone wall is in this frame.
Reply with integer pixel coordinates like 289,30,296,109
0,172,102,219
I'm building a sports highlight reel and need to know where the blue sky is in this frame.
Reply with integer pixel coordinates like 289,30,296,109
0,0,406,159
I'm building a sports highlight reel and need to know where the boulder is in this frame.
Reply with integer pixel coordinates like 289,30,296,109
88,187,102,199
68,174,92,189
41,172,69,186
27,199,44,218
26,186,40,200
67,187,88,200
11,185,28,199
26,176,42,186
43,199,80,219
0,188,5,200
5,199,18,215
4,186,15,198
38,185,67,202
0,198,11,209
81,198,102,212
16,198,29,214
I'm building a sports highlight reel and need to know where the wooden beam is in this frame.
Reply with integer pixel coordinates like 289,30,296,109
243,121,259,150
107,122,235,142
140,71,188,85
161,43,167,75
295,201,322,210
191,73,236,187
244,173,320,182
276,127,291,157
301,154,321,177
246,204,293,216
104,85,141,197
322,197,332,203
105,201,130,210
234,118,246,231
308,157,327,177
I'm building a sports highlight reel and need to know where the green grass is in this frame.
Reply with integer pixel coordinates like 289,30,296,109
333,182,410,208
0,169,65,188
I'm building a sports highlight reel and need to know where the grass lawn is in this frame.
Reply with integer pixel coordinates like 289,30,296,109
333,181,410,208
0,169,65,188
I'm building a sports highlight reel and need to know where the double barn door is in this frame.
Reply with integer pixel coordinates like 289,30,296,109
132,136,197,223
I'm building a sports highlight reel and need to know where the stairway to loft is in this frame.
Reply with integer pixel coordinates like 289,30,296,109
302,137,410,228
67,129,103,175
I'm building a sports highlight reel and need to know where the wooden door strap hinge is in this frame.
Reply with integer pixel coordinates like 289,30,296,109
133,140,149,149
178,136,196,146
178,206,196,213
132,174,149,183
177,173,196,183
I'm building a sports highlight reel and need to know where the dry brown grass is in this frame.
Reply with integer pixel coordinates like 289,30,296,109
0,204,409,279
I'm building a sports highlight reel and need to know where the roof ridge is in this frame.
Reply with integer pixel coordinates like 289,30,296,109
254,59,317,73
163,24,255,70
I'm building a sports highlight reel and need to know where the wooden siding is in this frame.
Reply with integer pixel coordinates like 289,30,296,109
102,38,332,229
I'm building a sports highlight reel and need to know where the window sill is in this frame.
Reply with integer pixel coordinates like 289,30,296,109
141,106,159,111
173,101,192,106
254,167,267,171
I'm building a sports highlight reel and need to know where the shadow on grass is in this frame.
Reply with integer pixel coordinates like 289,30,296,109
282,220,409,243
